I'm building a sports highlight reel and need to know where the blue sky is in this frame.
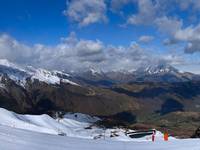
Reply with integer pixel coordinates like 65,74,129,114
0,0,153,46
0,0,200,73
0,0,68,44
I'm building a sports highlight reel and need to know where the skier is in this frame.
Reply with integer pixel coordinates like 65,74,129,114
164,132,169,141
152,130,156,142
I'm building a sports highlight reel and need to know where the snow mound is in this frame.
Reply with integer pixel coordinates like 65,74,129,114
0,108,104,139
0,108,61,134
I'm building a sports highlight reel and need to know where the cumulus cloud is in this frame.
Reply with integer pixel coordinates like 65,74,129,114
163,38,179,45
64,0,107,27
0,33,181,72
63,0,200,54
155,17,182,36
127,0,157,25
0,33,105,71
120,0,200,54
165,23,200,53
176,0,200,11
149,14,200,53
174,25,200,41
110,0,135,12
184,42,200,53
126,0,200,26
0,34,37,64
138,35,154,43
125,0,184,35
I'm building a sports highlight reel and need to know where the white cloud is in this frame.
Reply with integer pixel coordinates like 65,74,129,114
110,0,135,12
138,35,154,43
126,0,200,26
184,42,200,53
166,24,200,53
174,25,200,41
76,40,104,56
127,0,157,25
64,0,107,27
163,38,178,45
0,34,36,64
0,33,180,72
176,0,200,11
63,0,200,55
155,16,182,36
149,15,200,54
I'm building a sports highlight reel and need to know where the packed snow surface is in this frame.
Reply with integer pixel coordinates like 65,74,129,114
0,123,200,150
0,108,200,150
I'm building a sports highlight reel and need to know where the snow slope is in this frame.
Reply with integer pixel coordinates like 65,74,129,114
0,108,169,141
0,108,135,140
0,108,100,137
0,125,200,150
0,108,199,150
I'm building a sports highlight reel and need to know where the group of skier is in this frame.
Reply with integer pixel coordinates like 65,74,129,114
152,130,168,142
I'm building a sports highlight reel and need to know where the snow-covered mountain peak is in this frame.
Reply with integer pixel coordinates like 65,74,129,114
0,59,16,67
137,64,179,75
52,70,70,77
0,59,25,71
29,68,78,86
30,68,61,84
88,68,103,75
0,59,78,87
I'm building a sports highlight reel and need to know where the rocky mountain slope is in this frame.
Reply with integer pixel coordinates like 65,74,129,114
0,59,139,116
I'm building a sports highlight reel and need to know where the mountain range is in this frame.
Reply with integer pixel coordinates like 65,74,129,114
74,64,200,86
0,59,200,137
0,59,199,87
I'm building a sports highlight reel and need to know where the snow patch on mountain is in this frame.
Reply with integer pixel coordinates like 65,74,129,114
0,59,25,72
0,59,78,87
30,68,62,85
138,64,179,75
0,83,6,90
0,75,6,90
89,68,102,75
